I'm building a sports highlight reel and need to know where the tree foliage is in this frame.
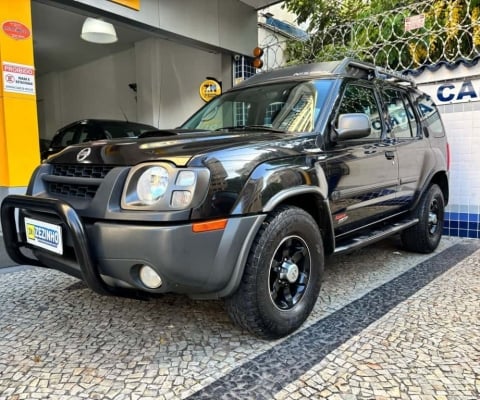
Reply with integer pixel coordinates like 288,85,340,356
282,0,480,70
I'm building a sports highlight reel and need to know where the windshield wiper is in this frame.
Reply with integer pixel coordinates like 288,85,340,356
215,125,285,133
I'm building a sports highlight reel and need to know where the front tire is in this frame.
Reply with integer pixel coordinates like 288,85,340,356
401,184,445,253
225,206,324,339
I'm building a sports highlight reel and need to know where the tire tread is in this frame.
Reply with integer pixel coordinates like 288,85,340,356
401,184,444,254
225,205,323,339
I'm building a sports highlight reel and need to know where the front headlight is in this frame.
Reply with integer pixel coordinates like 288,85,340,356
137,166,169,204
121,162,210,210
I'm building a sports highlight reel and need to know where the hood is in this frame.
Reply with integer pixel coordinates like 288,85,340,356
47,129,316,168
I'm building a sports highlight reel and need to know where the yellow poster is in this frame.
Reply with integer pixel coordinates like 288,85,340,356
109,0,140,11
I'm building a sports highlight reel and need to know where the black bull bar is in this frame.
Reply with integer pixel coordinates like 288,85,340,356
1,194,112,295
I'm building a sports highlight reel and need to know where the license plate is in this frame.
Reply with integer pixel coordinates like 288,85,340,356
24,217,63,255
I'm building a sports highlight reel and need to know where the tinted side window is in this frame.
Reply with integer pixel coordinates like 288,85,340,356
338,84,381,138
51,128,76,147
103,123,151,138
415,93,446,138
383,88,417,138
78,125,104,142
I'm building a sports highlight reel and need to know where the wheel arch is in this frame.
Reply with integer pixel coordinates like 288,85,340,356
430,170,449,206
207,189,334,301
212,161,335,299
263,189,335,255
411,169,449,212
229,158,335,255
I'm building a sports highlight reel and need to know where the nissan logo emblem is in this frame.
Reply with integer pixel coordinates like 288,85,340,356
76,148,91,162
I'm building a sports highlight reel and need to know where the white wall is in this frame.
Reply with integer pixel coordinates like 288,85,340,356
60,49,137,123
70,0,258,56
257,3,305,71
135,38,227,128
258,27,288,70
415,64,480,209
37,48,137,138
37,38,232,138
36,72,62,139
414,63,480,238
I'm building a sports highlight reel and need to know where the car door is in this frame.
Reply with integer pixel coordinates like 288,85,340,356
381,86,429,208
323,82,400,237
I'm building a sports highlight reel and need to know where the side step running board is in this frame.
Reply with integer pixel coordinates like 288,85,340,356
334,218,419,255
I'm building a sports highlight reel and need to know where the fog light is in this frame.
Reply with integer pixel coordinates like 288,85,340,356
171,190,192,208
139,265,162,289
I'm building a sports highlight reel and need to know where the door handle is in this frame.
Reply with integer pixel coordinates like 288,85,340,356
385,151,395,160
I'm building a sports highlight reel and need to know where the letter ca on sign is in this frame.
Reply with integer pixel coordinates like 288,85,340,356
436,79,479,104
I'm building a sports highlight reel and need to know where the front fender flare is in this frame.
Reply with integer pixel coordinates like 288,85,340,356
230,158,335,255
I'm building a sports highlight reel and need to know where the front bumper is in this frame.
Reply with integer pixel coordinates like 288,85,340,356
1,195,265,298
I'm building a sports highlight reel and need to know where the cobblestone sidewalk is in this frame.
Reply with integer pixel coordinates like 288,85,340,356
274,248,480,400
0,237,478,400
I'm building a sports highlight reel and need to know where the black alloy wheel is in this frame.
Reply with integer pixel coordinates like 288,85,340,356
269,235,311,311
225,205,324,339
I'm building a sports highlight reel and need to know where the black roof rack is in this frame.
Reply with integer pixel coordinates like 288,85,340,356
332,58,416,87
235,58,416,88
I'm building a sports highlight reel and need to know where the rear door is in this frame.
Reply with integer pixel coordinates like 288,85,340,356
381,86,429,208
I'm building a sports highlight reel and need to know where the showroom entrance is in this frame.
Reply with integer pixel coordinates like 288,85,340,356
0,0,279,201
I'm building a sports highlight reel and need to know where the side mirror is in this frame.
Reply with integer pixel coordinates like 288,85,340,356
335,113,371,141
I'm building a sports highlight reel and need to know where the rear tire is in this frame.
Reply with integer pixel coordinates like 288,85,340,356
401,184,444,253
225,206,324,339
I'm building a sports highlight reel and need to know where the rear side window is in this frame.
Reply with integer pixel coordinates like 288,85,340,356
383,88,417,139
415,94,446,138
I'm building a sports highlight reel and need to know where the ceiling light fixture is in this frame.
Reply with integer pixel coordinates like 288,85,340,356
80,17,118,44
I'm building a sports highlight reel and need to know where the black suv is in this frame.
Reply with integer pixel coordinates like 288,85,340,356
1,59,449,339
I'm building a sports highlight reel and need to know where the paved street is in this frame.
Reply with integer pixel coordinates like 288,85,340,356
0,236,479,399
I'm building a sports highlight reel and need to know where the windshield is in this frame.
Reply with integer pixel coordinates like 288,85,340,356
181,79,333,133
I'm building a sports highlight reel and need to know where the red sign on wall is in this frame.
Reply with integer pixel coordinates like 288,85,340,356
2,62,35,95
2,21,31,40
